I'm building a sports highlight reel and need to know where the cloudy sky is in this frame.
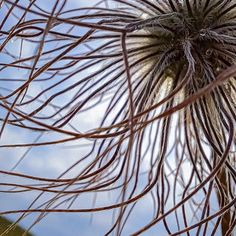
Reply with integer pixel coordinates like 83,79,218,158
0,1,223,235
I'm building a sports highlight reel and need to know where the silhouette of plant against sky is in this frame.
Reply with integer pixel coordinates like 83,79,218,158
0,0,235,235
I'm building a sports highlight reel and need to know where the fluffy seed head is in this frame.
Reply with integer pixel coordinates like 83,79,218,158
0,0,235,235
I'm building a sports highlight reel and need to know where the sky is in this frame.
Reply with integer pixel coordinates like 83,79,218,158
0,1,225,235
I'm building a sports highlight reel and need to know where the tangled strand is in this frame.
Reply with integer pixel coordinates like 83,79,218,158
0,0,235,235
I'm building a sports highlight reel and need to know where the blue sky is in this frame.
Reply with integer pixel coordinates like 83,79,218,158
0,1,224,235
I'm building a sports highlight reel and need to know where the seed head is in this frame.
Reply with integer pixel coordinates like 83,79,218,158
0,0,235,235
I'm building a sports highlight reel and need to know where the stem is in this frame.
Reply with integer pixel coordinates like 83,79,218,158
217,167,231,236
